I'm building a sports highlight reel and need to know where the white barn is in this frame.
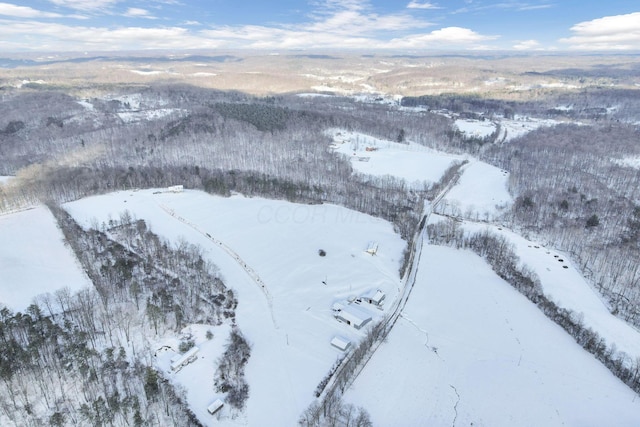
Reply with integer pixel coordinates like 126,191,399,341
335,304,372,330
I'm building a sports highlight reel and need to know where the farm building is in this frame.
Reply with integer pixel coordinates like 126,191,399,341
170,346,199,371
207,399,224,415
332,301,346,313
330,336,352,352
167,185,184,193
334,304,372,330
359,289,386,307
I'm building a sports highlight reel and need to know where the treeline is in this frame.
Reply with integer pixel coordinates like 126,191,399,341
401,88,640,123
50,206,236,332
428,221,640,396
0,204,241,426
483,122,640,327
212,102,290,132
0,303,202,427
213,329,251,412
1,86,435,254
300,322,384,427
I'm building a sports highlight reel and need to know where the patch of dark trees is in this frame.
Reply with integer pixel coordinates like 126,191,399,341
402,88,640,123
50,205,236,329
0,205,240,425
428,222,640,397
213,329,251,411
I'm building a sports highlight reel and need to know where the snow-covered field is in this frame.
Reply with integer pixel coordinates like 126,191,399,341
455,218,640,365
454,118,496,138
328,129,465,186
64,189,406,426
497,115,560,142
0,206,90,311
441,161,512,220
117,108,183,123
614,156,640,169
344,245,640,426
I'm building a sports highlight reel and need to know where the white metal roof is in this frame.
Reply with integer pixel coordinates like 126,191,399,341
330,335,351,351
337,304,372,327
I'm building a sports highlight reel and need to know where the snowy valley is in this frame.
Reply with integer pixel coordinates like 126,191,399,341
2,54,640,426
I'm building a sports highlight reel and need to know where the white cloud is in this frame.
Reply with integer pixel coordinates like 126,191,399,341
0,2,62,18
560,12,640,50
518,4,552,11
512,39,545,50
312,0,368,13
303,9,430,35
124,8,155,19
406,1,441,9
454,2,554,14
47,0,122,11
0,20,221,50
0,0,497,51
386,26,499,48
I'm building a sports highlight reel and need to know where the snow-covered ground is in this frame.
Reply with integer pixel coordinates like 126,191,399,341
64,189,406,426
0,176,14,185
0,206,90,312
614,156,640,169
454,118,496,139
344,245,640,426
154,323,233,423
497,115,560,142
327,129,465,187
441,161,512,220
117,108,183,123
454,218,640,364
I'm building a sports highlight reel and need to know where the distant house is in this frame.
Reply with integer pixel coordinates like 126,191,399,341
170,346,199,371
207,399,224,415
168,185,184,193
359,289,386,307
334,304,372,330
330,336,352,352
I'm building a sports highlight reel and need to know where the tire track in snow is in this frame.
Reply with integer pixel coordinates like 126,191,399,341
449,384,460,427
158,203,279,329
399,312,441,358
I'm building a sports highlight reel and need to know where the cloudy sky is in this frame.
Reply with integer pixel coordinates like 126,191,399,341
0,0,638,52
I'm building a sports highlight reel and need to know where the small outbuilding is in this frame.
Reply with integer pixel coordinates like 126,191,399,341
330,336,352,352
168,184,184,193
360,289,386,307
207,399,224,415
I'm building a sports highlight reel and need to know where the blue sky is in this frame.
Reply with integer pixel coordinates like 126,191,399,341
0,0,638,52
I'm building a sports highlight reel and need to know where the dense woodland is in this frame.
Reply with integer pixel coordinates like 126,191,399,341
0,206,244,426
1,78,640,425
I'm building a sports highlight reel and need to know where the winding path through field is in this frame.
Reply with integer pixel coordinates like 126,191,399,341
158,203,279,329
